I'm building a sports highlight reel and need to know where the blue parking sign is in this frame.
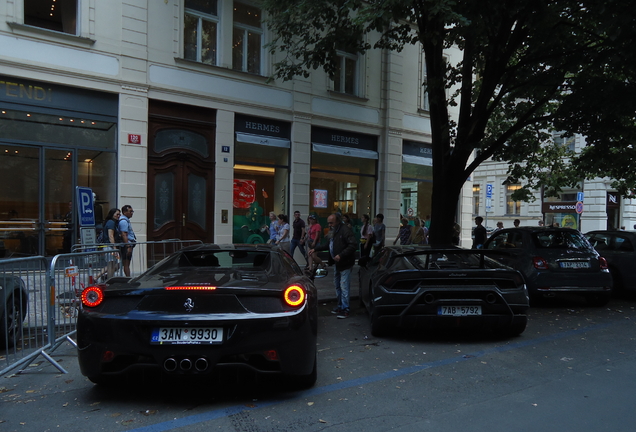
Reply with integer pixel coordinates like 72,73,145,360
76,186,96,227
486,183,494,199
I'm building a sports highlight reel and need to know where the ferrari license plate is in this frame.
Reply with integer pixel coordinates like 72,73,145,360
438,305,482,316
150,327,223,345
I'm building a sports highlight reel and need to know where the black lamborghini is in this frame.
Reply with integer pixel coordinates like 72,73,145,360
359,246,530,337
76,244,318,388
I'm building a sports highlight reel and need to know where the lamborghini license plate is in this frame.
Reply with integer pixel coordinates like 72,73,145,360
438,305,482,316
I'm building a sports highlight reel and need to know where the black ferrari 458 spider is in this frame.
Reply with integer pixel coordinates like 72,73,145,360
77,244,318,388
359,246,530,337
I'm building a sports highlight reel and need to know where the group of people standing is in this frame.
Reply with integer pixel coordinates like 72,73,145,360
392,217,429,246
264,211,388,319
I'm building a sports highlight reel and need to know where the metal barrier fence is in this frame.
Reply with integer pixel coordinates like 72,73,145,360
1,239,202,376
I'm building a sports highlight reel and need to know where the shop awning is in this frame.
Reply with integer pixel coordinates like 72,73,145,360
312,143,378,159
236,132,290,148
402,154,432,166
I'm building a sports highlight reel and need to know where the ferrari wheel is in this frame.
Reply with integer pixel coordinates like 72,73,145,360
284,354,317,390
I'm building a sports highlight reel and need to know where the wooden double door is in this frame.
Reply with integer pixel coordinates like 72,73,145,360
148,103,216,243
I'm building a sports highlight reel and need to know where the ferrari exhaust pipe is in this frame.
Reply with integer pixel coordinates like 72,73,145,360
423,293,435,304
180,358,193,371
195,357,209,372
486,293,497,304
164,358,177,372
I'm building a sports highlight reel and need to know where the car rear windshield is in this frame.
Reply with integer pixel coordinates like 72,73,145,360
533,230,592,250
137,250,271,280
409,251,509,270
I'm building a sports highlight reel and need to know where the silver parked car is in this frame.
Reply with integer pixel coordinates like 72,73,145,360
484,227,612,306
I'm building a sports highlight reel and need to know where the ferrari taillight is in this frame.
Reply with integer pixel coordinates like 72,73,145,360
284,285,306,307
533,256,549,270
81,286,104,307
599,257,608,270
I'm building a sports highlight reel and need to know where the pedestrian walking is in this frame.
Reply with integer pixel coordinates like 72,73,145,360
119,204,136,277
372,213,386,256
452,220,461,245
305,214,326,273
290,210,307,264
409,217,428,245
275,214,291,254
393,218,411,245
309,213,357,319
358,213,374,265
265,211,279,244
473,216,487,249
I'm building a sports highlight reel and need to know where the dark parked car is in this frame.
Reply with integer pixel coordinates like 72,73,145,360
77,244,318,388
0,275,28,349
585,230,636,293
484,227,612,306
358,246,529,337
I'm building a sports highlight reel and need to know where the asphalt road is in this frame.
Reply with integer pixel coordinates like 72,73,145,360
2,293,636,432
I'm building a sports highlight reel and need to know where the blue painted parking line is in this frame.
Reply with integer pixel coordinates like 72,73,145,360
127,322,611,432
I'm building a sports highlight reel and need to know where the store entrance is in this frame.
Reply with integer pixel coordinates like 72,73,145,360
147,101,215,244
0,144,74,257
148,154,213,242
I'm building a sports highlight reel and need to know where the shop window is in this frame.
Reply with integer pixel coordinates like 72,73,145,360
232,1,262,74
24,0,77,35
473,184,480,215
233,142,288,243
401,165,433,220
333,50,359,95
506,184,521,215
184,0,219,65
311,152,376,239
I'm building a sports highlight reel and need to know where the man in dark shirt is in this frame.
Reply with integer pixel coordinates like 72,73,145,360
473,216,487,249
290,210,307,264
309,213,357,319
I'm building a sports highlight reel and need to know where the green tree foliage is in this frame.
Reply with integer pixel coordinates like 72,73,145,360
261,0,636,243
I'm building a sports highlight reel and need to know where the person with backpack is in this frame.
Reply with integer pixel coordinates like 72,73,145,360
95,208,121,281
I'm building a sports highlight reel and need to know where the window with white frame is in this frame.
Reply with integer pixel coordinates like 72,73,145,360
24,0,78,35
232,1,262,74
333,50,359,95
473,184,480,215
184,0,218,65
506,184,522,215
553,131,576,152
420,51,430,111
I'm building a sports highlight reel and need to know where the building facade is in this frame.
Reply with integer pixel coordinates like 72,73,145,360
0,0,470,257
472,133,636,233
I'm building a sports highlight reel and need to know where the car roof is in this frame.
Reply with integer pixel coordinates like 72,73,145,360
178,243,276,253
492,227,580,234
585,230,636,237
